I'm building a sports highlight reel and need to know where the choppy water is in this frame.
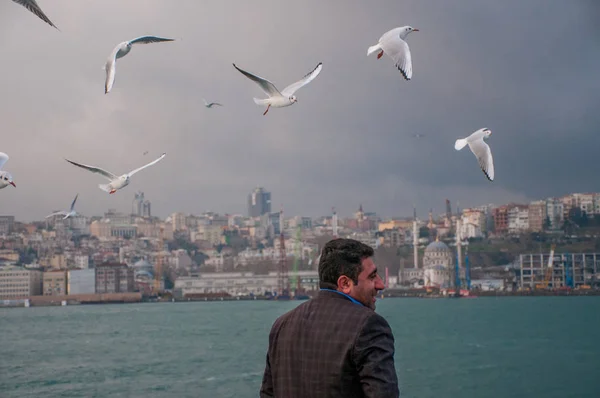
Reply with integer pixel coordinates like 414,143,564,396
1,297,599,398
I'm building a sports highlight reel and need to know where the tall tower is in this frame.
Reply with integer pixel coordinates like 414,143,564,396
247,187,272,217
455,218,462,291
277,208,289,298
154,226,165,294
291,225,302,295
413,220,419,268
332,207,338,238
132,192,144,216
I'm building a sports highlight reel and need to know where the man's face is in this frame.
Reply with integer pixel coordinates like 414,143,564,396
349,257,385,310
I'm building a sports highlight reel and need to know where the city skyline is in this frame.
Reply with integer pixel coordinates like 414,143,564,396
1,1,598,221
5,188,600,225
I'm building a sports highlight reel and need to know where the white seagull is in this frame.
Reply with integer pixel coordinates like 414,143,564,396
367,26,419,80
65,153,167,194
0,152,16,189
12,0,58,30
233,62,323,115
203,99,223,108
454,128,495,181
46,194,79,220
104,36,175,94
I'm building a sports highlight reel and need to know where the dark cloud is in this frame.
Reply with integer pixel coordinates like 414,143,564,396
1,0,598,221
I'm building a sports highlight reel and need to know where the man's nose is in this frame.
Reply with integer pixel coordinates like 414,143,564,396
375,275,385,289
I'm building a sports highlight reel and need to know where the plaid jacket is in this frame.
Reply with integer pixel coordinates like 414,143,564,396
260,290,399,398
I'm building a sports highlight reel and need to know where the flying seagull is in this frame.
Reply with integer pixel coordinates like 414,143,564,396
65,153,167,194
0,152,16,189
46,194,79,219
367,26,419,80
454,128,495,181
233,62,323,115
11,0,58,30
104,36,175,94
203,99,223,108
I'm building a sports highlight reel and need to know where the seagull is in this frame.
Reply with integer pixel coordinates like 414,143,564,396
46,194,79,220
233,62,323,115
64,153,167,194
411,133,426,139
11,0,58,30
0,152,16,189
143,151,148,155
367,26,419,80
454,128,494,181
203,99,223,108
104,36,175,94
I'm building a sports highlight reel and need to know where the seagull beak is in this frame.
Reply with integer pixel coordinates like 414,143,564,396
412,28,420,32
9,181,16,187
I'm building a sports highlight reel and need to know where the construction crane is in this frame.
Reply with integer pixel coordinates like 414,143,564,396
276,209,290,299
154,226,165,294
536,244,555,290
290,225,302,295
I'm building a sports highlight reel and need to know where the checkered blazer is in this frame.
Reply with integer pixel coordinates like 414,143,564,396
260,290,399,398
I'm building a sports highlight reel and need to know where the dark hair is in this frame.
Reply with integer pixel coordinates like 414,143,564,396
318,238,374,289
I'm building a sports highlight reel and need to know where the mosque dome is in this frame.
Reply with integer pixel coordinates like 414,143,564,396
423,238,453,268
424,240,451,253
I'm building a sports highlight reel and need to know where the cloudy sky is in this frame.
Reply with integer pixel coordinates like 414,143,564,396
1,0,598,222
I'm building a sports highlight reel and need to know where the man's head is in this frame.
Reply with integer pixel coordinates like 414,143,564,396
318,238,385,309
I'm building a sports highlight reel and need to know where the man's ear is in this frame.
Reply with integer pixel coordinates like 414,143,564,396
337,275,354,294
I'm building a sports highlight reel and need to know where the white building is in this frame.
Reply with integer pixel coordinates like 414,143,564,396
508,206,529,234
73,255,89,270
175,270,319,297
546,198,564,229
461,209,486,236
67,269,95,295
460,222,483,239
0,266,43,298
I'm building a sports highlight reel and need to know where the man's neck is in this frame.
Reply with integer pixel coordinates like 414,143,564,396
320,288,364,306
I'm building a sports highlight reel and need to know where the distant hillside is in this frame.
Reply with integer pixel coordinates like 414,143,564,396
375,233,600,273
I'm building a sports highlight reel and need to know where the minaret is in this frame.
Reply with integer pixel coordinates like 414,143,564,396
413,220,419,268
332,207,338,238
428,209,434,229
456,217,462,285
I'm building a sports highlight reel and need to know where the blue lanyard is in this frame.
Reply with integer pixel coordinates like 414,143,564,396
320,288,364,307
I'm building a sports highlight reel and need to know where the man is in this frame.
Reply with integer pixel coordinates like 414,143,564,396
260,238,399,398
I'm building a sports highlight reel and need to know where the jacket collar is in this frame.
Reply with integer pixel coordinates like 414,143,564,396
319,288,364,306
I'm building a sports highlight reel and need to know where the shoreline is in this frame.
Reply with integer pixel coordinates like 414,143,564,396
2,289,600,308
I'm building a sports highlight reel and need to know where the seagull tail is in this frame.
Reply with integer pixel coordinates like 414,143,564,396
98,183,112,193
454,138,468,151
253,98,268,105
367,43,381,56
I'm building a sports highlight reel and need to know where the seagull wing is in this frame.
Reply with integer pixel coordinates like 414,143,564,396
126,152,166,177
468,138,494,181
12,0,58,30
281,62,323,97
64,159,117,181
380,35,413,80
209,102,223,107
70,194,79,212
104,50,118,94
128,36,175,45
46,211,67,219
232,63,282,98
0,152,9,170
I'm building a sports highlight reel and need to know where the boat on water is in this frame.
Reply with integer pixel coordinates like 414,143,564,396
447,289,477,298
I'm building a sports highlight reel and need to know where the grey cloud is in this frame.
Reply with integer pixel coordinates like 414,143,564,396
1,0,598,221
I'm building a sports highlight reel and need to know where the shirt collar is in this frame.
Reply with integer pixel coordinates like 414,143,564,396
319,288,364,306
